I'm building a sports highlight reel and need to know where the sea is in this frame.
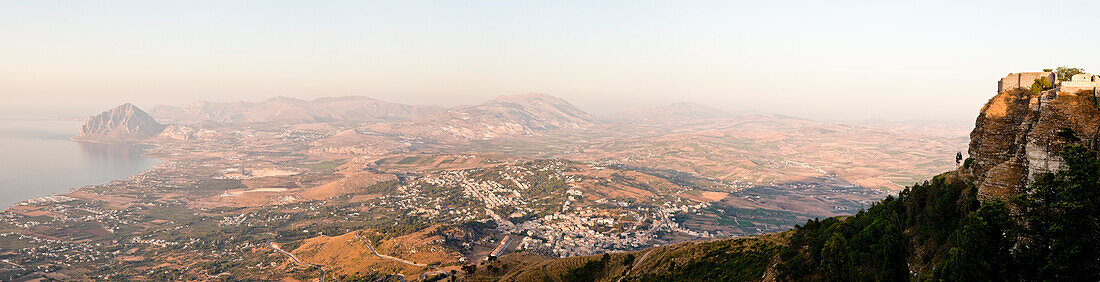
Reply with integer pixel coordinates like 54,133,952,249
0,117,159,209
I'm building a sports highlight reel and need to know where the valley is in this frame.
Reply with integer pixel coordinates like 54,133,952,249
0,94,966,280
5,2,1095,280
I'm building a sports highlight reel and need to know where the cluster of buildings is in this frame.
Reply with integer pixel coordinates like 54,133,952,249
371,183,446,219
369,161,721,259
510,200,716,257
449,171,526,209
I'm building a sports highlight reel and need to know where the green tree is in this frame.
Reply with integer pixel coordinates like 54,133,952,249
1055,66,1085,81
876,220,908,281
1030,77,1053,95
1013,144,1100,281
1037,77,1053,89
934,200,1016,281
820,234,852,281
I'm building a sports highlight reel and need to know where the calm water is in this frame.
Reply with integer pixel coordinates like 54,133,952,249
0,118,159,209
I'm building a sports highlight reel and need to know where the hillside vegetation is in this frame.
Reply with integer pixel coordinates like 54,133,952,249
470,232,787,281
777,144,1099,281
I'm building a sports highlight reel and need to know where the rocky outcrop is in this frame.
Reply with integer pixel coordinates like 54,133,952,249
968,88,1100,200
73,103,166,143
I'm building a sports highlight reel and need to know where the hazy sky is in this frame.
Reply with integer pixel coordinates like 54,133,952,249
2,1,1098,122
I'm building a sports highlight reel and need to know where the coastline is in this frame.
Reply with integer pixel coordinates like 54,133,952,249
1,138,164,211
69,136,149,145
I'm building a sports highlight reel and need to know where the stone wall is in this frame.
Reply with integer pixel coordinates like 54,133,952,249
997,72,1056,93
1059,73,1100,94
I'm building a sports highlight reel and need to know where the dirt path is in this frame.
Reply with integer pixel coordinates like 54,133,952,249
355,231,451,281
354,231,428,268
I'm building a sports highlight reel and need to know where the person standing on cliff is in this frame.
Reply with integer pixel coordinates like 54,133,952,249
956,152,963,166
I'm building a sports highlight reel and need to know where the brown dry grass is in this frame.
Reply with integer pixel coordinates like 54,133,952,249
293,227,461,278
981,89,1016,118
293,232,423,277
298,172,394,200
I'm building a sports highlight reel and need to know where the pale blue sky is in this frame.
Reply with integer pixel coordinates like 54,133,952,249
2,0,1098,122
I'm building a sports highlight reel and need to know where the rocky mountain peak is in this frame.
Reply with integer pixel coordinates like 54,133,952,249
73,103,166,143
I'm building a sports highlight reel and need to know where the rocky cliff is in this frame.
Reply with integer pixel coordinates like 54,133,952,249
968,88,1100,200
73,103,166,143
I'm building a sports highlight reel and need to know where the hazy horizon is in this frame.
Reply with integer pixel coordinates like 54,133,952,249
0,93,978,128
4,0,1099,122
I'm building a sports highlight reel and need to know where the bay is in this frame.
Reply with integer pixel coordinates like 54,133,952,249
0,118,159,209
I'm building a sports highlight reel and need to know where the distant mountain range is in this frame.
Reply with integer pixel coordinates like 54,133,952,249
364,93,600,139
604,101,737,123
151,94,744,125
151,96,443,124
87,94,966,146
77,94,745,144
72,103,166,143
150,94,745,140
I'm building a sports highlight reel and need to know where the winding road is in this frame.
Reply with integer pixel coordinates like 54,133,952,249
271,232,447,281
354,231,453,281
269,241,328,282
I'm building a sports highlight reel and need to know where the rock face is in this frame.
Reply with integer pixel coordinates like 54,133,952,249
151,96,443,124
73,103,166,143
968,88,1100,200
